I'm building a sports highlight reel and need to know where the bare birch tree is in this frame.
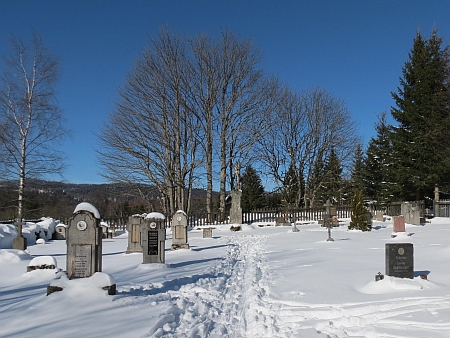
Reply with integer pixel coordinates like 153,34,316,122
0,34,66,225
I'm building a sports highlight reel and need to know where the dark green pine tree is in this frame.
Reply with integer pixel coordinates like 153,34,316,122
364,112,397,205
240,165,266,210
317,148,343,205
390,29,450,201
308,154,326,207
350,143,365,193
349,189,371,231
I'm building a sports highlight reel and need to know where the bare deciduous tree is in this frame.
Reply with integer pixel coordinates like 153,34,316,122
98,30,202,215
258,87,359,207
190,31,279,219
0,34,67,226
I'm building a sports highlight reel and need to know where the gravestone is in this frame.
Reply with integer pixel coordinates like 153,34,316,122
202,227,213,238
66,203,102,279
12,219,27,250
393,216,406,233
385,243,414,279
292,224,299,232
401,202,422,225
171,211,189,250
376,211,384,222
54,224,66,240
230,190,243,224
126,215,144,253
141,213,166,264
366,211,373,227
275,216,290,226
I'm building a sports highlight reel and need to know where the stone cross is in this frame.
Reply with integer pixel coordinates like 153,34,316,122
230,190,243,224
324,199,334,241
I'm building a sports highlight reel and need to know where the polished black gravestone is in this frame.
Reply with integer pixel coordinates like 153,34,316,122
385,243,414,279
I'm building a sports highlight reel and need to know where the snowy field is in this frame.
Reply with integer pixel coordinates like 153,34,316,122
1,217,450,337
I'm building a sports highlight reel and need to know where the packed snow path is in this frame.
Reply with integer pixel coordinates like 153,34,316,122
141,234,274,337
117,231,450,338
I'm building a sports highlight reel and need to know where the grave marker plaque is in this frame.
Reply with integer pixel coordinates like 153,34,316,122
148,230,159,255
385,243,414,279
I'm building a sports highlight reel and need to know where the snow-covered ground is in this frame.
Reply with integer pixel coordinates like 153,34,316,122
1,217,450,337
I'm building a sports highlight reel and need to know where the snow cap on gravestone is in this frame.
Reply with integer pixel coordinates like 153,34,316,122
145,212,165,220
73,202,101,219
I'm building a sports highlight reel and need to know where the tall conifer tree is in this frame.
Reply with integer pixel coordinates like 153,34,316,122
390,29,450,200
240,165,266,210
364,112,396,205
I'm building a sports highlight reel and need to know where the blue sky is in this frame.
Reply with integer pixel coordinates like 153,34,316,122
1,0,449,184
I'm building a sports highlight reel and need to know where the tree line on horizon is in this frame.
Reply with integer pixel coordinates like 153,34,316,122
1,28,449,221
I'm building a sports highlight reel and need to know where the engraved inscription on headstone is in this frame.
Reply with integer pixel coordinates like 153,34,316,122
73,244,92,278
175,226,184,239
385,243,414,279
131,224,140,243
148,231,158,255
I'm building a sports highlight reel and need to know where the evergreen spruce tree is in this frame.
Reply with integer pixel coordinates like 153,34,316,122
349,189,370,231
390,29,450,201
240,165,266,210
317,148,343,205
364,112,397,205
351,144,365,193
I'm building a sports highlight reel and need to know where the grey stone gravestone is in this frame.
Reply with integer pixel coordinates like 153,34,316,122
66,203,102,279
275,216,290,226
202,227,213,238
230,190,243,224
376,211,384,222
171,211,189,250
366,211,373,227
385,243,414,279
401,202,422,225
126,215,144,253
12,219,27,250
141,213,166,264
54,224,66,240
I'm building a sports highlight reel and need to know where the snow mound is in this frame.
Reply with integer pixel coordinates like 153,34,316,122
0,249,32,263
73,202,101,219
359,276,436,294
29,255,57,268
145,212,165,220
49,272,116,292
